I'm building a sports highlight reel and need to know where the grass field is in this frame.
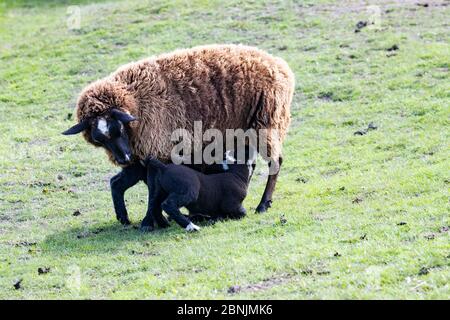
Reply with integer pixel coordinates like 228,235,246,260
0,0,449,299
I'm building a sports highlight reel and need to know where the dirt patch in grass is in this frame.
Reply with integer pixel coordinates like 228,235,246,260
76,228,104,239
10,241,37,247
38,267,50,275
228,273,296,294
353,122,378,135
13,279,22,290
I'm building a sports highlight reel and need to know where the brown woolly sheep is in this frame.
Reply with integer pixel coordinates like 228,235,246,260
63,44,294,231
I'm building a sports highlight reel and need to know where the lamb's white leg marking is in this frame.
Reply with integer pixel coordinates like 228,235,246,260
185,222,200,232
97,118,109,135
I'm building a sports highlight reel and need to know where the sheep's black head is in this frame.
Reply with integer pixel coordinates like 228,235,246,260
62,109,137,166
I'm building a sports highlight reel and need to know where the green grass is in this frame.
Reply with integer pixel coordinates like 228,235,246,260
0,0,449,299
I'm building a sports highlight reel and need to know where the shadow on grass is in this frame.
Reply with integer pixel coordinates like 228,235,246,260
40,221,200,255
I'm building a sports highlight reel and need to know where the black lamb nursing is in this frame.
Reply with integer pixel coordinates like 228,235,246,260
144,149,256,231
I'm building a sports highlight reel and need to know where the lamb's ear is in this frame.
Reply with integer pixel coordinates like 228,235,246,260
62,120,90,135
224,150,236,163
111,109,137,123
247,145,258,165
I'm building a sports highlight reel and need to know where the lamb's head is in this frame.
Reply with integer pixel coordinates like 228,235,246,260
222,145,257,180
63,109,137,165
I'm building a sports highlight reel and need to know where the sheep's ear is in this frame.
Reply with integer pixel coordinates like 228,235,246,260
62,120,90,135
111,109,137,123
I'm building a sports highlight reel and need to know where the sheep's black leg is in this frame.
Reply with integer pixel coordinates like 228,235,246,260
161,194,199,231
256,156,283,213
110,162,145,225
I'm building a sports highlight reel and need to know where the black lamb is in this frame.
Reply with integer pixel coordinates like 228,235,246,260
144,149,256,231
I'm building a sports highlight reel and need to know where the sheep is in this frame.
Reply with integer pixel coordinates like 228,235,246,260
63,44,295,230
144,148,256,231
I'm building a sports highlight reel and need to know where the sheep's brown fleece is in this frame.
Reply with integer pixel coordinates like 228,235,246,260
76,44,294,164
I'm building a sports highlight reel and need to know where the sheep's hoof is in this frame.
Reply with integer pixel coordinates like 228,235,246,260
118,216,131,225
255,200,272,213
185,222,200,232
140,225,154,232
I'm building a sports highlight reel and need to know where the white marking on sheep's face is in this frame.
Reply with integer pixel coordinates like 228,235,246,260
91,116,133,165
97,118,109,136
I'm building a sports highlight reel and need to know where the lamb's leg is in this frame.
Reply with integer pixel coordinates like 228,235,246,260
220,203,247,220
188,212,213,223
141,166,170,231
153,198,170,229
256,156,283,213
110,162,145,225
150,182,170,229
232,205,247,219
142,173,170,229
140,187,156,231
161,194,200,232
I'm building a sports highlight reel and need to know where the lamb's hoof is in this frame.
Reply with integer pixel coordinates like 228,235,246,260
157,218,170,228
230,208,246,220
140,225,154,232
233,213,246,220
237,207,247,217
255,200,272,213
118,216,131,225
158,222,170,229
189,213,212,223
185,222,200,232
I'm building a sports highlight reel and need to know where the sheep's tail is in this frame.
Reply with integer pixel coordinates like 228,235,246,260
145,157,167,171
